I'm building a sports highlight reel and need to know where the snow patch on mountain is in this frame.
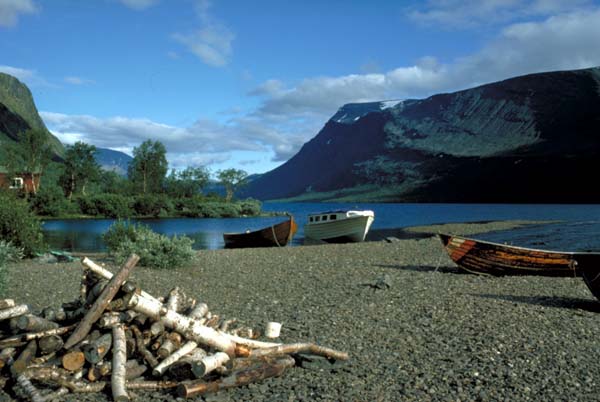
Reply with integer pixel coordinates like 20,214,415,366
330,99,404,124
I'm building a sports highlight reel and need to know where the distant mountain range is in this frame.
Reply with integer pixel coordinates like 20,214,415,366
94,147,132,176
243,66,600,202
3,68,600,203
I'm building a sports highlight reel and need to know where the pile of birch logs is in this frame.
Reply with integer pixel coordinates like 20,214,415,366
0,254,348,401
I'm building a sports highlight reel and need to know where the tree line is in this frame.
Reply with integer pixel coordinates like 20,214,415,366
0,129,259,218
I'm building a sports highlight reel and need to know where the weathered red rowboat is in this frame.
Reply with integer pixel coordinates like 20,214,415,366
439,233,600,301
223,217,297,248
439,233,578,276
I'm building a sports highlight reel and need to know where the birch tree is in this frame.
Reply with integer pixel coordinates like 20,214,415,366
128,140,168,194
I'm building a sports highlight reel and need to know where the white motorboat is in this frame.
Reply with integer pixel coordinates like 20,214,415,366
303,210,375,243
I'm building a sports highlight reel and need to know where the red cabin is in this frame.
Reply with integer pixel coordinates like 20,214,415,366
0,171,41,193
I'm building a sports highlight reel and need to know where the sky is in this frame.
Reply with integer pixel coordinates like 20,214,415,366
2,0,600,175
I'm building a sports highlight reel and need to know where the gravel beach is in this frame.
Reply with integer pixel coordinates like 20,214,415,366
2,220,599,401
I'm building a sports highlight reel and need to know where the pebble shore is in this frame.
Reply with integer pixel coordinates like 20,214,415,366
2,220,599,401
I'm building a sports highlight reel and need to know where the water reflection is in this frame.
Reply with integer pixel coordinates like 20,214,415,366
42,202,600,252
42,216,295,252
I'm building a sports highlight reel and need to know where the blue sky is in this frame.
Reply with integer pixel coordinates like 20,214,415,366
2,0,600,174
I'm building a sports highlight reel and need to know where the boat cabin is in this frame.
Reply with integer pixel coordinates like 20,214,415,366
307,211,343,224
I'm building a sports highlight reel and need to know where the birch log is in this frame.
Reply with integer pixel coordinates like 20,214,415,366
81,257,158,303
64,254,139,349
167,348,207,380
191,352,231,378
153,300,209,376
130,325,158,368
15,374,45,402
38,335,64,355
61,351,85,371
17,315,59,332
152,340,198,376
0,299,16,309
23,367,106,393
177,355,295,398
82,333,112,364
0,347,16,369
11,340,37,374
157,332,182,359
111,324,129,402
0,304,29,321
127,293,237,356
248,342,349,361
0,325,76,349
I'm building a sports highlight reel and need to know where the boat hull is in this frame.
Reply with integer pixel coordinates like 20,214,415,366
572,254,600,301
304,215,374,243
439,234,578,277
223,217,297,248
440,233,600,301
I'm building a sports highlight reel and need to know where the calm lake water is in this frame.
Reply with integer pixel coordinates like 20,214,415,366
42,202,600,252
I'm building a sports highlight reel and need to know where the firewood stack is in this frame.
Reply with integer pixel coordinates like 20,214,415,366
0,254,349,401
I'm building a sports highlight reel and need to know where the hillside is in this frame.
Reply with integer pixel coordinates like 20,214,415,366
94,147,132,176
243,67,600,203
0,73,64,159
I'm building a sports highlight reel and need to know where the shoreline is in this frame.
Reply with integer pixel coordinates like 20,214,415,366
2,219,599,401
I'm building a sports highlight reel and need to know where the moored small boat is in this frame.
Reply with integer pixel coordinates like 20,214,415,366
439,233,600,301
571,253,600,301
439,233,579,277
304,210,374,243
223,216,297,248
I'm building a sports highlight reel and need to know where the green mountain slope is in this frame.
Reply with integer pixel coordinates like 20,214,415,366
0,73,64,159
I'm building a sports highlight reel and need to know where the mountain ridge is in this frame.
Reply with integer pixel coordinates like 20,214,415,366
244,66,600,202
0,73,64,159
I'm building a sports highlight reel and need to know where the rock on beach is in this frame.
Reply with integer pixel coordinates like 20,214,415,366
2,220,599,401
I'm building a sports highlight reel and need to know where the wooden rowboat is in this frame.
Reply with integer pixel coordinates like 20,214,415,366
439,233,579,277
571,253,600,301
223,217,297,248
439,233,600,301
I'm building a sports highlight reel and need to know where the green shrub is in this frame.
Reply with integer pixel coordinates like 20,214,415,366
30,185,77,217
133,195,173,217
103,221,195,269
102,220,137,251
0,241,24,265
0,192,45,257
75,195,100,216
238,198,262,216
76,194,133,218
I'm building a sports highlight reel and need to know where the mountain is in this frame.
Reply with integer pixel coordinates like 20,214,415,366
0,73,64,159
243,66,600,203
94,147,132,176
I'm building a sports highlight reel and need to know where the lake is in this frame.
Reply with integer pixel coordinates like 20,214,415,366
42,202,600,252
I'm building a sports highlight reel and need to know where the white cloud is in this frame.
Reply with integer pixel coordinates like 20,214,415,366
0,0,37,27
118,0,158,11
251,8,600,120
172,25,234,67
37,7,600,173
409,0,593,28
39,111,303,169
172,0,234,67
0,64,52,87
64,76,95,85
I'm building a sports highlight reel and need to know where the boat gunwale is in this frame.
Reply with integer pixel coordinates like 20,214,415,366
223,217,295,237
305,213,374,227
439,233,600,256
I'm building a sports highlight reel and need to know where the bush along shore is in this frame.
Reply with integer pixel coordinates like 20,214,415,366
30,193,264,220
1,220,599,401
